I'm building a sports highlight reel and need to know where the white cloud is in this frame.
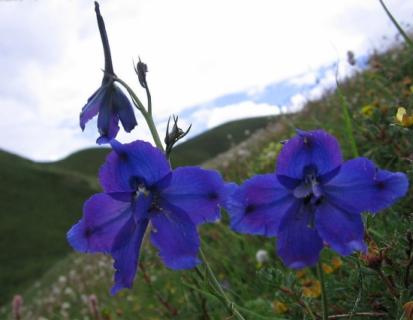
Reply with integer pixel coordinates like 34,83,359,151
190,101,280,130
0,0,412,160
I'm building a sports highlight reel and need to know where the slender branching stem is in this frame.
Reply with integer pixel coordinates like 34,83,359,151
317,261,329,320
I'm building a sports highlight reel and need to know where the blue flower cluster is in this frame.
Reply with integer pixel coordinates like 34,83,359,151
67,2,409,295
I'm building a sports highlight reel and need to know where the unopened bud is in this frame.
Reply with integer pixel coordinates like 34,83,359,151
135,58,148,89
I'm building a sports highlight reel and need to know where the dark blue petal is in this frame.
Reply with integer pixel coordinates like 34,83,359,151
79,86,107,130
67,193,132,253
99,140,171,193
113,85,137,133
315,201,366,256
276,129,343,182
160,167,226,225
227,174,294,236
96,95,120,144
111,194,151,295
323,157,408,213
150,204,201,270
277,202,323,268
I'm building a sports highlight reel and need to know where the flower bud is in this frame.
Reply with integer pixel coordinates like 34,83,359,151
135,58,148,89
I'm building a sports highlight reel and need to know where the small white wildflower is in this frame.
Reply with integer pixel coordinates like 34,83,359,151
256,249,270,264
81,294,88,304
64,287,74,296
58,276,67,284
61,302,71,310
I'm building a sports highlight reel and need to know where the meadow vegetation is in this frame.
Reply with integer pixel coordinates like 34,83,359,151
1,32,413,320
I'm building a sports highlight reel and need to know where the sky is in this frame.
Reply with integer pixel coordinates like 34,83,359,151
0,0,412,161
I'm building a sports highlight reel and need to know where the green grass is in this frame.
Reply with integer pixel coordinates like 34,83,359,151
0,151,98,304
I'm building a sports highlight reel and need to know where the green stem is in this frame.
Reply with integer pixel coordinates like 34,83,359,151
115,77,164,151
199,249,246,320
145,84,152,115
317,262,328,320
141,111,164,151
379,0,413,49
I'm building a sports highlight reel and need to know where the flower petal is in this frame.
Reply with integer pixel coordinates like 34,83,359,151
99,140,171,192
227,174,294,236
160,167,226,225
150,204,201,269
79,86,107,130
111,216,149,295
277,202,323,268
110,194,151,294
323,157,408,213
315,201,366,256
96,96,120,145
276,130,343,182
113,85,137,133
67,193,132,253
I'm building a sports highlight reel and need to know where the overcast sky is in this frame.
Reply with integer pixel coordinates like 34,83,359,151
0,0,412,161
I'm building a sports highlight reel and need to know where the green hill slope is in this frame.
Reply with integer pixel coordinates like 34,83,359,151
49,115,276,177
0,151,98,304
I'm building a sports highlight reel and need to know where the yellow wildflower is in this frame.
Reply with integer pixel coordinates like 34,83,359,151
302,279,321,298
410,85,413,94
321,263,334,274
404,301,413,320
331,257,343,270
361,105,374,117
396,107,413,127
295,269,307,279
272,300,288,314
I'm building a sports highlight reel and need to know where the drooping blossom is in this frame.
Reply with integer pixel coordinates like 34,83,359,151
227,129,408,268
67,140,230,294
80,2,137,144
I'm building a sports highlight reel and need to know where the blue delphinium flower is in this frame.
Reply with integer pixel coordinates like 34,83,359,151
67,140,230,294
227,129,408,269
80,2,137,144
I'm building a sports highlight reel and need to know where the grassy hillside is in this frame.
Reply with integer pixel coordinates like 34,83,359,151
0,151,99,304
2,41,413,319
48,115,276,178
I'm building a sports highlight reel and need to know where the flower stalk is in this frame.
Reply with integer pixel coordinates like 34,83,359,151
317,261,328,320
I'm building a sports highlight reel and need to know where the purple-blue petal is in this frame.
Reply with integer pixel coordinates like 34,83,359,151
323,157,408,214
79,86,107,130
277,202,323,269
67,193,132,253
276,129,343,182
113,85,137,133
150,205,201,270
315,201,366,256
96,99,120,145
160,167,226,225
99,140,171,193
111,194,151,295
226,174,294,236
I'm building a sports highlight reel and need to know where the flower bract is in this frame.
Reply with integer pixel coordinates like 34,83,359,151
227,129,408,269
67,140,229,294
